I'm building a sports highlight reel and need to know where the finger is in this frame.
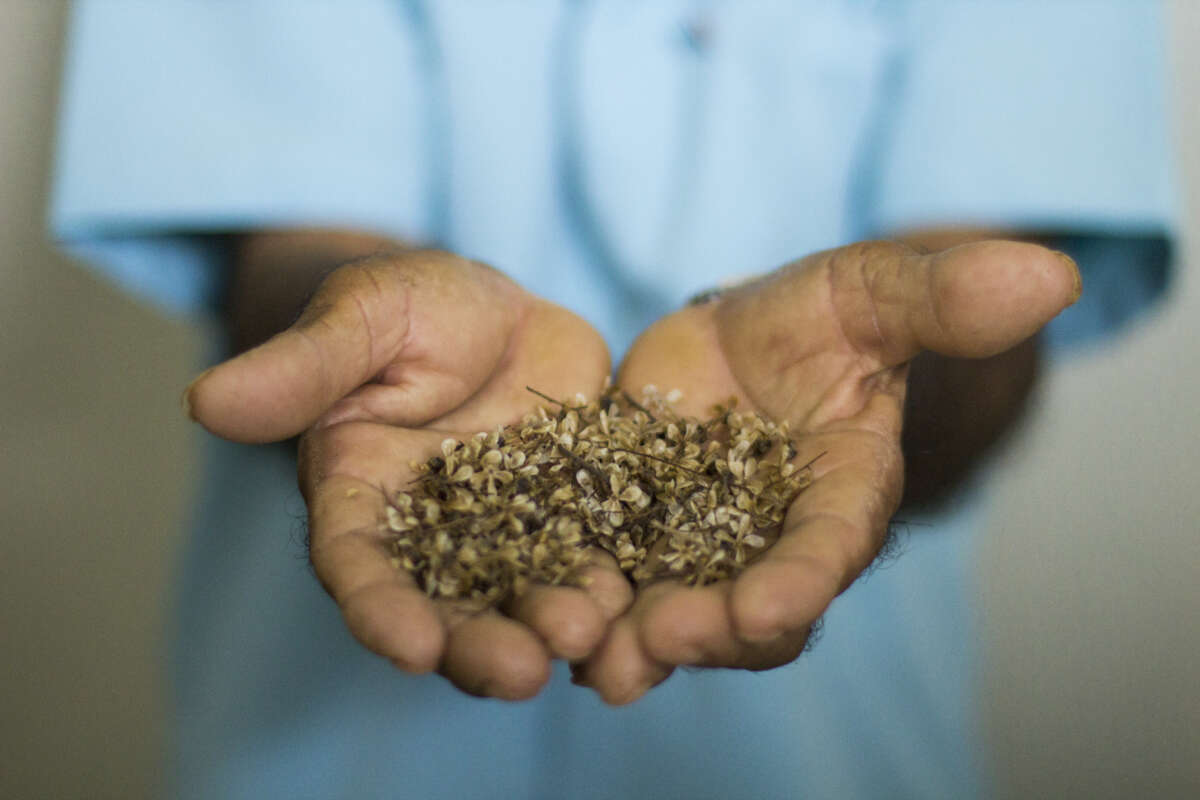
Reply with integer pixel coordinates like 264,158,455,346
728,430,900,644
307,449,553,697
503,549,633,660
301,421,580,699
503,586,607,661
636,581,809,670
576,548,637,621
186,252,522,443
438,608,553,700
187,260,412,442
571,601,675,706
306,473,445,672
831,239,1081,365
572,580,677,705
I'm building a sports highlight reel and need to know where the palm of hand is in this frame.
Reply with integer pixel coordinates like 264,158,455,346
190,251,632,699
573,241,1078,703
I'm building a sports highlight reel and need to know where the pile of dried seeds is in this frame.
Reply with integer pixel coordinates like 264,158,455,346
386,386,812,607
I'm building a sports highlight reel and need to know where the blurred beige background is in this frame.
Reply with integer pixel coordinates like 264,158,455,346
1,2,1196,798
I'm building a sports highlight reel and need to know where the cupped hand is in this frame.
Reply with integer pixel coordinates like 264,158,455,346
573,240,1081,704
185,250,632,699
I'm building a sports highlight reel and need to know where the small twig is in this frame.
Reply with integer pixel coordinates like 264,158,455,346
621,390,657,423
525,385,586,411
761,449,828,492
554,443,611,499
605,446,708,478
801,450,829,471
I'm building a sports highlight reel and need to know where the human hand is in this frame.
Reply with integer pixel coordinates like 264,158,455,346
185,250,633,699
573,240,1081,703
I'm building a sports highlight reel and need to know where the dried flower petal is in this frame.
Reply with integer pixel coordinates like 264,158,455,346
385,386,810,603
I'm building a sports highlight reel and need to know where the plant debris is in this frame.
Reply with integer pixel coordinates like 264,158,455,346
385,385,813,607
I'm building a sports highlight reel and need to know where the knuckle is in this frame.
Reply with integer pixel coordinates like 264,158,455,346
833,239,908,270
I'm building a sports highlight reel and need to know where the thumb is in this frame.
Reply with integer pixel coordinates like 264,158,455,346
838,239,1082,366
186,252,528,443
184,260,413,443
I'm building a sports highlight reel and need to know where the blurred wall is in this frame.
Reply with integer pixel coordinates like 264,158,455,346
0,3,203,798
979,4,1200,796
0,2,1195,799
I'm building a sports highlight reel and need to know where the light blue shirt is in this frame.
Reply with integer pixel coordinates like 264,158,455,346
52,2,1176,798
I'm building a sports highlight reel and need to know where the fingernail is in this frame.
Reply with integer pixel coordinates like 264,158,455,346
180,385,196,421
181,368,212,421
1055,251,1083,304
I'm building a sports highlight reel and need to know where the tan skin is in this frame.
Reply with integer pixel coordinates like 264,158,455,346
186,229,1079,703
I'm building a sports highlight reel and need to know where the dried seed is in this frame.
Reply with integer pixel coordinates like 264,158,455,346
384,385,810,604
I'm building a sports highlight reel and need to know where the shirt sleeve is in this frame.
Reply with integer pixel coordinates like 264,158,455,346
50,0,438,315
869,0,1178,348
